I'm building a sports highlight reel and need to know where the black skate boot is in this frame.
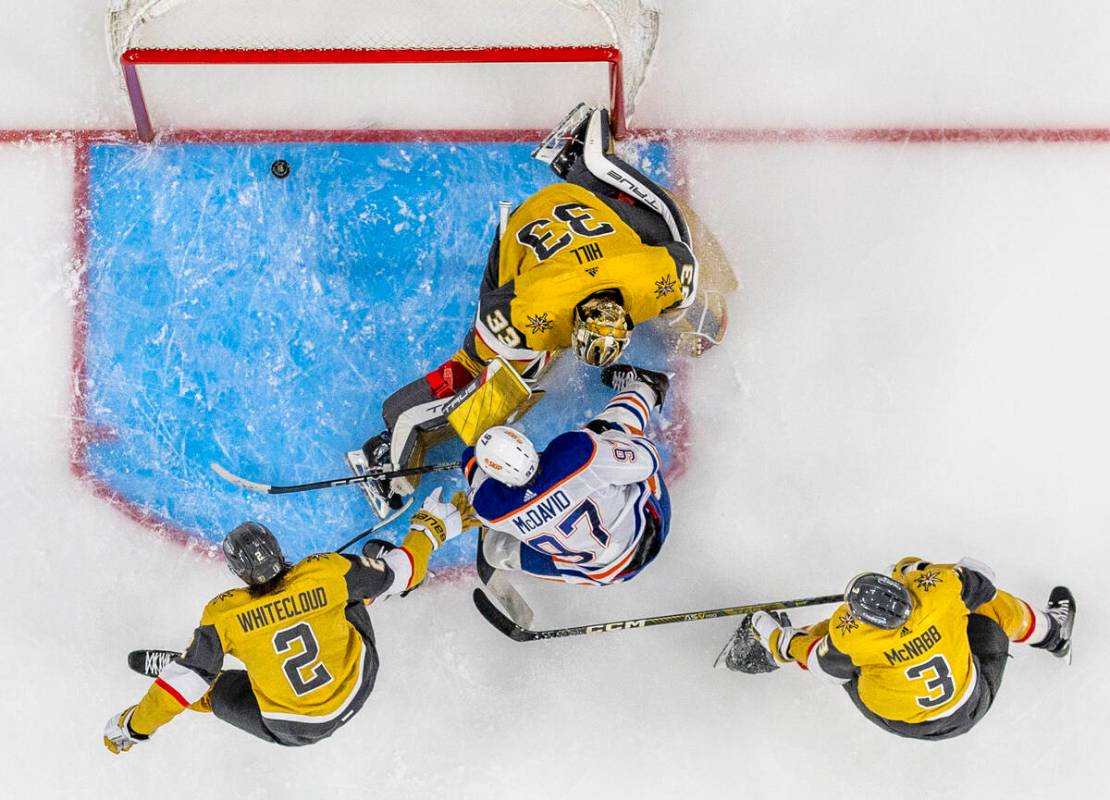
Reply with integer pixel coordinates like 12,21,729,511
532,103,594,178
601,363,672,410
127,649,179,678
346,431,406,519
1031,586,1076,662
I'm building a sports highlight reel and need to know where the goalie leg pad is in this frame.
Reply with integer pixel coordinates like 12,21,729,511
580,108,692,248
444,357,538,445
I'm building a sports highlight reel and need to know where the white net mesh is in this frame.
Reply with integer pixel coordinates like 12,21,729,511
107,0,659,113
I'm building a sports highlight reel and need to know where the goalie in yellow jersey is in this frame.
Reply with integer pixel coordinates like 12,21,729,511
103,489,470,752
721,557,1076,741
348,104,738,518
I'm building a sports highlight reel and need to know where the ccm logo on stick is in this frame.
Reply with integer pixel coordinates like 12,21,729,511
586,620,646,633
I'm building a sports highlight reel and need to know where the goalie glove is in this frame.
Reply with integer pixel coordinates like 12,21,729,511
750,611,802,666
103,705,148,755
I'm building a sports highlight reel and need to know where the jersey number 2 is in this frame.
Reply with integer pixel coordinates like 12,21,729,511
273,622,333,696
905,654,955,709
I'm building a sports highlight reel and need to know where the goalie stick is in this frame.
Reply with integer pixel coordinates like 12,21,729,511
210,460,460,495
472,588,842,642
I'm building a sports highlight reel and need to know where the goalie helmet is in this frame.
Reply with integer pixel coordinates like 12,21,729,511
572,293,632,367
845,572,913,629
223,522,287,586
475,426,539,487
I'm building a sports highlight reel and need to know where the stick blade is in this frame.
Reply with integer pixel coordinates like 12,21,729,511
210,462,272,493
472,588,533,642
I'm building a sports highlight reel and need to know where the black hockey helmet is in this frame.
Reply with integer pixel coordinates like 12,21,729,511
845,572,913,629
223,522,287,586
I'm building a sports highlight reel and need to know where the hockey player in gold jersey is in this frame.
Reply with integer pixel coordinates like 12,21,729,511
103,488,471,752
348,104,738,518
724,557,1075,740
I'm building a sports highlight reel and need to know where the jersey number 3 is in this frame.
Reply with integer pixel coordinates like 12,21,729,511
905,654,955,709
516,203,615,261
273,622,333,696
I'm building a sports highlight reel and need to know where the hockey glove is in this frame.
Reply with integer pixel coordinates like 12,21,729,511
750,611,802,666
408,487,473,548
103,705,148,755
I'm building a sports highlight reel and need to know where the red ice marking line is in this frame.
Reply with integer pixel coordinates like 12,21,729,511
66,130,212,555
662,127,1110,144
10,126,1110,147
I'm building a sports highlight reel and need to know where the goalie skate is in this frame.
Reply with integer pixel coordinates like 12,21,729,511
531,102,594,177
345,446,408,520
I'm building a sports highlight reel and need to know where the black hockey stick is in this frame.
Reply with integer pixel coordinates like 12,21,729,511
472,588,842,642
210,460,460,495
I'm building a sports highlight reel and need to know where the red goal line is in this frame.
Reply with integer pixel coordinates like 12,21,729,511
6,127,1110,147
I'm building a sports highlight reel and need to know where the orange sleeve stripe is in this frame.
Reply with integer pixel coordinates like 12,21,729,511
619,392,652,420
581,545,639,582
155,677,189,708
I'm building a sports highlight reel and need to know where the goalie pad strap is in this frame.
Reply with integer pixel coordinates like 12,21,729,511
424,357,480,399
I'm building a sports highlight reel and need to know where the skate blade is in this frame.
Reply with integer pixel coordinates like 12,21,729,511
712,634,737,669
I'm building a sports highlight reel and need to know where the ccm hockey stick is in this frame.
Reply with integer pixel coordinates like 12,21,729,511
210,460,460,495
472,588,842,642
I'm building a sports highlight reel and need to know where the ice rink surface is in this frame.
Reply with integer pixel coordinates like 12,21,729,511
1,1,1108,798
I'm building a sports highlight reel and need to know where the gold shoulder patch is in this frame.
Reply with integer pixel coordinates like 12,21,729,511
913,570,944,592
835,611,860,636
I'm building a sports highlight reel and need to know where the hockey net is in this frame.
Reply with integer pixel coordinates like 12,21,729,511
106,0,661,141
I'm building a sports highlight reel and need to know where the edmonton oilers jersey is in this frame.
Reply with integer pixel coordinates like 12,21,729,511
463,428,663,583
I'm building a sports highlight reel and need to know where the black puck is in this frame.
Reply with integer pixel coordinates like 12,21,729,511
270,159,290,179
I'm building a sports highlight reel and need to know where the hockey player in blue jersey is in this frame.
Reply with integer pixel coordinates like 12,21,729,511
463,364,672,586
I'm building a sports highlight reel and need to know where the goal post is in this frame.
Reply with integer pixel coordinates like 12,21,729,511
106,0,661,142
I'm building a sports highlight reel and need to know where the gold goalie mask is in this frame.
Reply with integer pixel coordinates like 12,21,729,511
572,294,632,367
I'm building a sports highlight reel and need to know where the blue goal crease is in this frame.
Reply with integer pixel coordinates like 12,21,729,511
82,139,676,568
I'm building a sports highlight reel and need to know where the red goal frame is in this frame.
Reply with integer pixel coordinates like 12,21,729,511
120,46,627,143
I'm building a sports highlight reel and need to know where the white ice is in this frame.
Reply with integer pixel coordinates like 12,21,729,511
1,1,1108,797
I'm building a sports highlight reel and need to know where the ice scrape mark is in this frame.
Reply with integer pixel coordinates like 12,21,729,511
80,139,676,563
